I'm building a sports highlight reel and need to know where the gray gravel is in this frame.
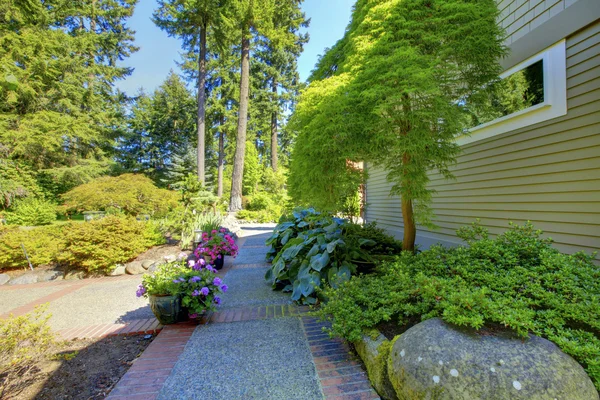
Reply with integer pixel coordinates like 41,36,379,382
243,235,272,247
220,267,291,309
158,318,323,400
0,286,67,315
47,279,153,330
233,247,270,265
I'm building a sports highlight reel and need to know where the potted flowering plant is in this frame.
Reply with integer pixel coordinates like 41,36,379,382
136,262,186,325
194,228,239,270
172,259,228,318
136,258,228,324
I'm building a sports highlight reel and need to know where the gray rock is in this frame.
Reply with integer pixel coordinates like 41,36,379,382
146,261,164,273
126,261,145,275
163,255,177,263
354,333,397,400
0,273,10,285
141,260,155,269
110,264,126,276
64,270,86,280
35,270,62,282
8,273,39,285
388,318,598,400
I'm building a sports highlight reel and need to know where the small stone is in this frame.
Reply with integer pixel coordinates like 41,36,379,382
513,381,522,391
141,260,154,269
433,376,440,384
64,271,86,280
143,334,153,340
7,273,38,285
164,255,177,263
147,262,164,273
450,369,459,377
0,273,10,285
125,261,145,275
110,265,126,276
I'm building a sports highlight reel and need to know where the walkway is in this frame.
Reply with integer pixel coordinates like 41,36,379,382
108,224,379,400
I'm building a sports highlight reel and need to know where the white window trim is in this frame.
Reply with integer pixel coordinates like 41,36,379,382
456,39,567,146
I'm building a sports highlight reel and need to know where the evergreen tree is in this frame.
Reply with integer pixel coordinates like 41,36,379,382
290,0,506,250
0,0,137,190
153,0,224,185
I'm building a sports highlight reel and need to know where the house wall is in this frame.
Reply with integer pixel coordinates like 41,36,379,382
499,0,581,46
365,19,600,260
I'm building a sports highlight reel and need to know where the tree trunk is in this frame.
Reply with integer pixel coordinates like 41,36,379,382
401,152,416,251
270,77,278,171
229,30,250,212
196,23,207,184
217,116,225,198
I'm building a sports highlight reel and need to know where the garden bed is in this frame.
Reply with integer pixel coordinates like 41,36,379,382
3,334,155,399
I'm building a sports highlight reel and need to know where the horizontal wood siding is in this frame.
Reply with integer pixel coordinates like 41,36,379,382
365,21,600,261
498,0,580,45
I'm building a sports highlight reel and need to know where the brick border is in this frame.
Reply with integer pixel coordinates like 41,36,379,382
301,316,380,400
106,322,198,400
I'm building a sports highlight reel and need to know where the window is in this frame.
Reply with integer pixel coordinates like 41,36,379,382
457,40,567,146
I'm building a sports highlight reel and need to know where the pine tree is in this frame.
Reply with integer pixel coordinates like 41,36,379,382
153,0,224,185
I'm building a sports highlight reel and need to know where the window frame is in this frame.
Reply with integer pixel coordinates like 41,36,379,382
457,40,567,146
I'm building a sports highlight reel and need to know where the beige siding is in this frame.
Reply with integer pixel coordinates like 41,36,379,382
498,0,581,45
365,21,600,261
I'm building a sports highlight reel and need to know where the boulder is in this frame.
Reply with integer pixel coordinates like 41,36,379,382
126,261,145,275
141,260,155,270
64,271,86,280
110,264,126,276
8,273,39,285
388,318,598,400
35,270,62,282
146,262,164,273
354,332,398,400
0,273,10,285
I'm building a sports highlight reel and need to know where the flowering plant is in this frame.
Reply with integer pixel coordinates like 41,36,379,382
194,227,239,264
136,258,228,317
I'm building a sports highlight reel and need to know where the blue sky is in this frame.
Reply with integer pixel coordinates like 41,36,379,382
115,0,355,95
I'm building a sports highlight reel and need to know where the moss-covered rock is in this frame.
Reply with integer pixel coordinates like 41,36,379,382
388,318,598,400
354,331,398,400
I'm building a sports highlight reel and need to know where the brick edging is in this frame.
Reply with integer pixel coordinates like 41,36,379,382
106,322,197,399
300,316,380,400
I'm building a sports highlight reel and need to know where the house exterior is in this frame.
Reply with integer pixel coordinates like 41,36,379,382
365,0,600,261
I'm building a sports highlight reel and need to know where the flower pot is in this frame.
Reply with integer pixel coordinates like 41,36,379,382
148,295,185,325
213,256,224,270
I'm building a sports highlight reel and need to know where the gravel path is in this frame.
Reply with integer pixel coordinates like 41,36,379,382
158,224,324,400
47,279,152,330
0,286,67,315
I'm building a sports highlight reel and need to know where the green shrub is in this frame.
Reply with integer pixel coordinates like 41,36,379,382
57,216,165,274
0,225,65,269
316,222,600,390
264,208,401,304
4,198,57,226
0,305,57,398
60,174,178,217
246,193,273,211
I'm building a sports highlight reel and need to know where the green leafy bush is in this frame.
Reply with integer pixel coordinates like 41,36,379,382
246,193,273,211
60,173,178,217
57,216,165,274
265,208,401,304
316,222,600,390
0,305,57,398
4,198,57,226
0,225,65,269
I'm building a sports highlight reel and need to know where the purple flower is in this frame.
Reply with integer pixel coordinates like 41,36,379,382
136,284,146,297
189,276,202,283
188,259,196,268
189,313,198,319
214,296,221,305
220,284,228,293
173,277,185,284
213,277,222,286
200,287,209,296
191,289,200,297
206,266,217,273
